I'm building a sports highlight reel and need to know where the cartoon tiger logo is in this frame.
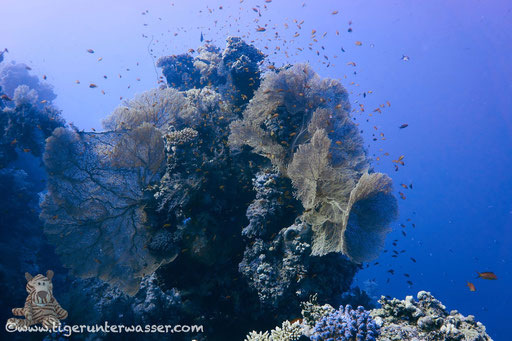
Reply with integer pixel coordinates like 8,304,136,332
7,270,68,329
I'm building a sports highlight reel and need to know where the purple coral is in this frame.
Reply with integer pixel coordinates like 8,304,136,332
311,305,379,341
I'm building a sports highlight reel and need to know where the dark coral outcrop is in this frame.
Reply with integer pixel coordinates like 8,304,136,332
36,37,397,340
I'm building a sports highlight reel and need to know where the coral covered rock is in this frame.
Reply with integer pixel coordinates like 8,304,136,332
371,291,492,341
0,61,57,102
39,37,397,339
230,63,398,263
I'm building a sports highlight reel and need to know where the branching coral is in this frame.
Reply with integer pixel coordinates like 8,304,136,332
245,321,303,341
310,304,380,341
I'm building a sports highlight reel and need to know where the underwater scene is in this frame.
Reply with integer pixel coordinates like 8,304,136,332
1,0,511,340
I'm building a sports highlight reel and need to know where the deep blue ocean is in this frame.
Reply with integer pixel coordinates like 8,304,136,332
1,1,511,340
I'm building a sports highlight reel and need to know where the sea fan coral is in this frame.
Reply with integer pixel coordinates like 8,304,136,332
230,63,397,263
41,128,175,294
102,87,188,130
310,171,398,263
310,304,380,341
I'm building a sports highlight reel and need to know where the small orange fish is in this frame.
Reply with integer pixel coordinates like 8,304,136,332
40,100,48,104
75,80,80,84
89,84,97,88
332,10,339,15
86,49,94,53
476,272,497,280
355,41,362,46
43,75,47,80
290,318,303,325
467,282,476,291
256,27,266,32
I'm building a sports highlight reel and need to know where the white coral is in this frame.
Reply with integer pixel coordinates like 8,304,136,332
245,331,271,341
270,320,303,341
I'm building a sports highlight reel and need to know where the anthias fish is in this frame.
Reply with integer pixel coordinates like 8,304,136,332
476,272,497,280
467,282,476,291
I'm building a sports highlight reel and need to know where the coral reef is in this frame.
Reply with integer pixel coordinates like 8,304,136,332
0,84,63,167
157,36,264,107
252,291,493,341
0,60,67,340
32,37,396,339
371,291,492,341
